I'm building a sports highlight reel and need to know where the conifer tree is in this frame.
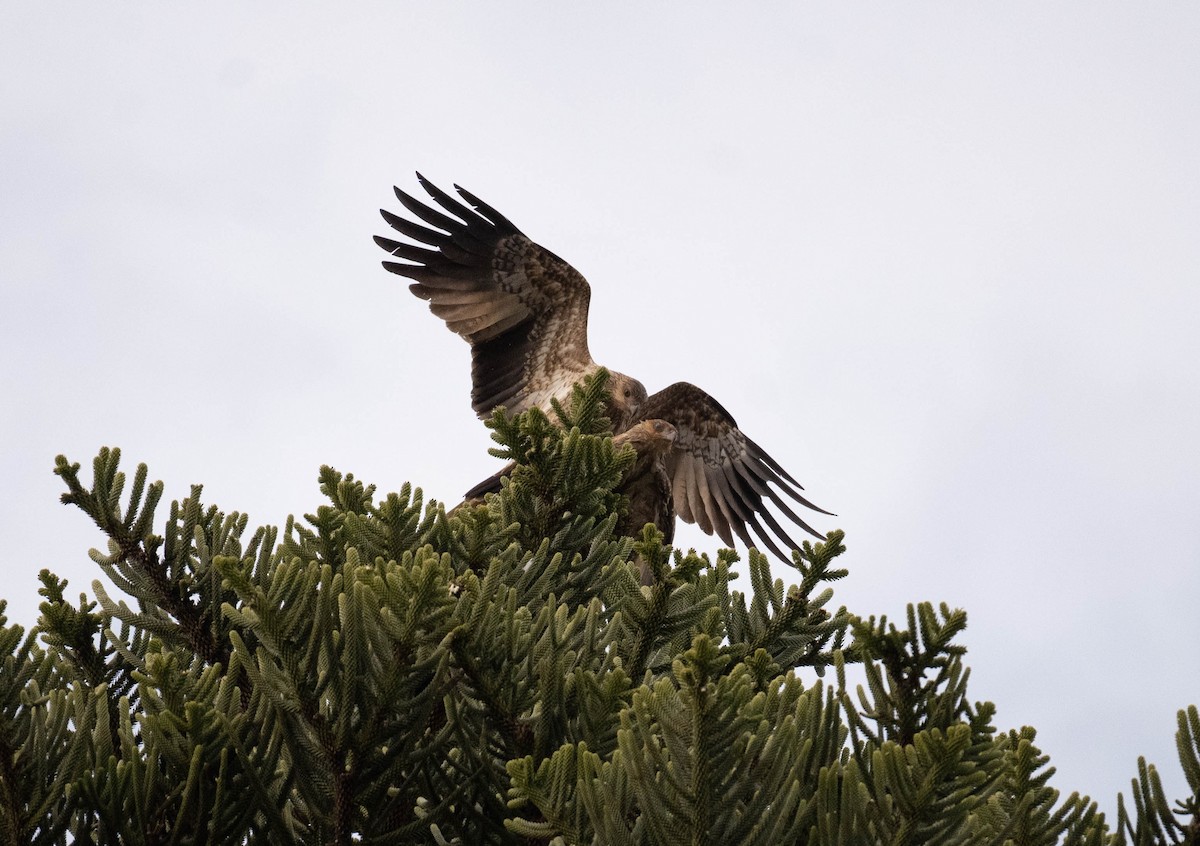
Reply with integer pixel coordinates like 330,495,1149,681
0,371,1196,844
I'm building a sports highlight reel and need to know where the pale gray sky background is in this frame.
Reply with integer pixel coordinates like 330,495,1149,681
2,3,1197,815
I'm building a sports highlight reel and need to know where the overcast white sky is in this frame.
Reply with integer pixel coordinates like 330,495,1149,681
2,3,1197,816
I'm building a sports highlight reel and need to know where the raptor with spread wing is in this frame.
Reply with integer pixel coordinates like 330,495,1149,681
374,175,831,562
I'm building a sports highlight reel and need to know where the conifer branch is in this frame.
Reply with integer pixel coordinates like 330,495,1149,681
1,419,1193,842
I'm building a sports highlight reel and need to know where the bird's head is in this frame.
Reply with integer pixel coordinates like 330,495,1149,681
645,418,676,448
614,418,677,456
608,371,648,431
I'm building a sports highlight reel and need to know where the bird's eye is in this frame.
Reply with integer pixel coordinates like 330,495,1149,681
624,389,631,398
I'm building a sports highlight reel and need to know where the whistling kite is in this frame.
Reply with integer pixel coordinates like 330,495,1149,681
374,175,831,562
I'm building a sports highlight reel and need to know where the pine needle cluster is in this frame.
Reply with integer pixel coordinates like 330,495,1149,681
1,371,1196,844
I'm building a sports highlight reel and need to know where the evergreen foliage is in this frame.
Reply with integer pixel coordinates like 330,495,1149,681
0,371,1195,844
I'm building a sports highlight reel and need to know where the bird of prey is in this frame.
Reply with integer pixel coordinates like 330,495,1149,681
374,175,831,562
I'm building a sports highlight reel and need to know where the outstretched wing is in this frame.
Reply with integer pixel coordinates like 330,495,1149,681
638,382,832,562
374,174,595,418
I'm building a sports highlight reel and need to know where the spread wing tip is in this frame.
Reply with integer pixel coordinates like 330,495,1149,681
788,492,836,517
381,260,420,278
379,207,404,227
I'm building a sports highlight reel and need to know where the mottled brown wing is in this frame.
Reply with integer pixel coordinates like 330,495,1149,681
638,382,832,562
374,174,595,418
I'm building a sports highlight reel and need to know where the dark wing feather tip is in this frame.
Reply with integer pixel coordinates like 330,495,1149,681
454,184,521,233
394,187,466,232
381,261,419,276
420,177,488,228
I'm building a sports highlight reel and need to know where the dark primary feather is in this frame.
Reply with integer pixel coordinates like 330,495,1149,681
461,461,512,502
